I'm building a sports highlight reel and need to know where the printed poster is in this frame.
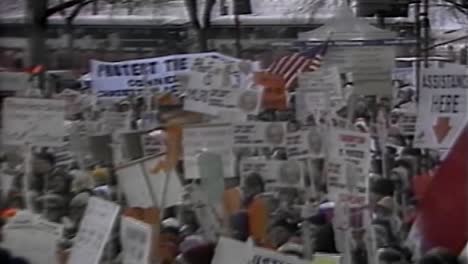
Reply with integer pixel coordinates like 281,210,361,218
68,197,120,264
120,217,153,264
414,63,468,149
286,128,325,159
233,122,287,148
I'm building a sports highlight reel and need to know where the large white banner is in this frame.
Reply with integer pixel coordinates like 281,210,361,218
68,197,120,264
414,63,468,149
183,124,234,179
2,98,66,146
90,52,252,97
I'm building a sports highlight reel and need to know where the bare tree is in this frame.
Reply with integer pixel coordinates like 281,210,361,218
27,0,99,91
184,0,217,51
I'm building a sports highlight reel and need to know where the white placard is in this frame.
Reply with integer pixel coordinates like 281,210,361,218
212,237,309,264
286,128,325,159
141,134,166,157
2,213,64,264
298,66,343,98
68,197,120,264
0,72,29,92
327,129,371,202
120,217,153,264
183,124,234,179
116,155,184,208
295,89,330,126
396,111,417,136
233,122,287,148
91,52,249,97
186,184,222,242
240,158,283,182
2,98,66,146
414,63,468,149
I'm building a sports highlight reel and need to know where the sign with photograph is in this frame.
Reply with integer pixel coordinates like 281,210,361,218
286,128,325,159
295,89,330,127
2,98,66,146
233,122,287,148
414,63,468,149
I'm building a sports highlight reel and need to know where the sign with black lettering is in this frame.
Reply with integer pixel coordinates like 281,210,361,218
90,52,247,97
414,63,468,149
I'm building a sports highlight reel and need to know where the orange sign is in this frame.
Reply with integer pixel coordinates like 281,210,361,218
254,72,287,111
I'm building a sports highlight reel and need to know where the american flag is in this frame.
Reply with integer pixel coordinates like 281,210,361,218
267,41,330,90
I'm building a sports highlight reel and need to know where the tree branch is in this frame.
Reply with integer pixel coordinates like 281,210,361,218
202,0,216,29
184,0,201,30
66,0,95,23
46,0,88,17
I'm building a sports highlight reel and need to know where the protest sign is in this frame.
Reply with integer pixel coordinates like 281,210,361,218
141,133,166,157
328,129,371,179
117,154,184,208
91,52,251,97
186,184,222,242
286,128,325,159
2,98,66,147
2,213,64,264
120,217,153,264
233,122,287,148
212,237,309,264
198,152,225,210
183,124,234,179
395,111,417,136
414,63,468,149
53,88,82,118
298,66,343,99
240,158,284,182
295,89,330,126
68,197,120,264
0,72,29,93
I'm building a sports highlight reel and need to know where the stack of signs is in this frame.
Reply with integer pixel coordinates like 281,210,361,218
326,129,371,203
240,158,304,188
414,63,468,149
68,197,121,264
120,217,153,264
2,98,66,147
233,122,287,148
183,124,234,179
286,127,325,159
2,211,64,264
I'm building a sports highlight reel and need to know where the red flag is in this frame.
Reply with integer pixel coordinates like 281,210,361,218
420,123,468,254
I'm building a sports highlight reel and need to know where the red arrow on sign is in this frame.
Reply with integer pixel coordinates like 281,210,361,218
433,117,451,143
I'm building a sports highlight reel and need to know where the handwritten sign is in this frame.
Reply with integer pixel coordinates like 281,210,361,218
120,217,153,264
414,63,468,149
233,122,287,148
68,197,120,264
2,98,66,146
